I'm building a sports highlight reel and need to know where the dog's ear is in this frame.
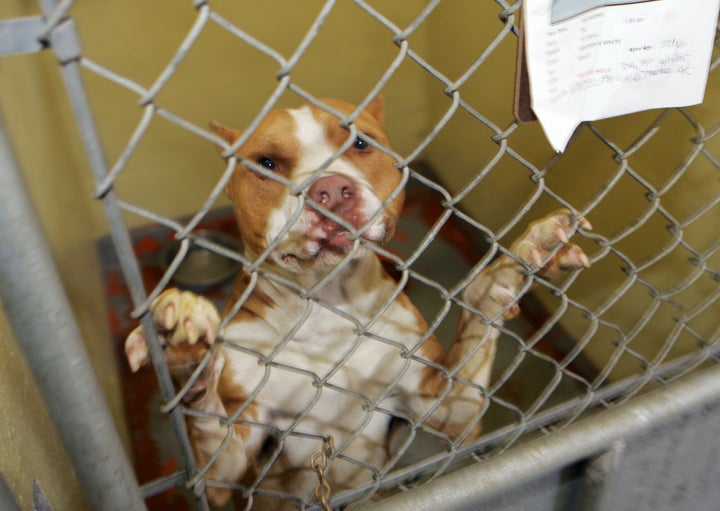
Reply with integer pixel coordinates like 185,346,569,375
365,95,385,125
208,120,242,153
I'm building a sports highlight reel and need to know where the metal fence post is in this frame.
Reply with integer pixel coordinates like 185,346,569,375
0,116,147,511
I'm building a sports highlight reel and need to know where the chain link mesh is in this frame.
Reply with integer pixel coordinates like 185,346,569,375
37,0,720,509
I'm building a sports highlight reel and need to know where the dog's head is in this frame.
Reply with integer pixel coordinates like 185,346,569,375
210,97,404,274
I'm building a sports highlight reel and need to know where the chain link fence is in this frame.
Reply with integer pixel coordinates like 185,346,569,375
2,1,719,510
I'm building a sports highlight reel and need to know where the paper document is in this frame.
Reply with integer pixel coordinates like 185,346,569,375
524,0,720,152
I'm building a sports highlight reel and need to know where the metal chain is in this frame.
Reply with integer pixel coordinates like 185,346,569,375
311,436,335,511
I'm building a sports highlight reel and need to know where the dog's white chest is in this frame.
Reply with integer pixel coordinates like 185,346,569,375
221,280,423,417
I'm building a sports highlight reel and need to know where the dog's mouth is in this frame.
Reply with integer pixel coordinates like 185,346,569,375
272,176,396,270
280,231,368,264
311,216,360,251
278,217,389,268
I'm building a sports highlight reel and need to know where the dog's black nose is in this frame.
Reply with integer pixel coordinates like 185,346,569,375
308,175,358,215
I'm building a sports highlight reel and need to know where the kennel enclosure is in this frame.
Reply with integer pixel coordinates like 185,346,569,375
1,1,720,510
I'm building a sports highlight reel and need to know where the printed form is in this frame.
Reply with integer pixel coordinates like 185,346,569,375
524,0,720,152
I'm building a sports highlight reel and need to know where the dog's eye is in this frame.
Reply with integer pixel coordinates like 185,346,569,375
353,137,370,151
257,157,278,171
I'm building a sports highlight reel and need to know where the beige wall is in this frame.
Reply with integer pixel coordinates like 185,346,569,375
0,0,717,505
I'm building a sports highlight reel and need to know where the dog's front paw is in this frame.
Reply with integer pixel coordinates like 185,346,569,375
511,208,591,280
464,210,591,320
125,289,221,372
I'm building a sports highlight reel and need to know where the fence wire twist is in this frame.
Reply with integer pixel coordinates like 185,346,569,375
32,0,720,509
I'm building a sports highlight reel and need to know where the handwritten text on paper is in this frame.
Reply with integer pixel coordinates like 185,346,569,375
524,0,720,152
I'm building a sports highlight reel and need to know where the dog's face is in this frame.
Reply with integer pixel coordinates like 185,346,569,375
210,97,405,273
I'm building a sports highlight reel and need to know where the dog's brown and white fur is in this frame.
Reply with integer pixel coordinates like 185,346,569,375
125,97,590,508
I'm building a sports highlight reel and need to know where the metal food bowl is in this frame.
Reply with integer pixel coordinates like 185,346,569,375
160,230,243,288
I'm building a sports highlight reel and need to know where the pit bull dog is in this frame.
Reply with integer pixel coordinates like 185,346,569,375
125,96,590,508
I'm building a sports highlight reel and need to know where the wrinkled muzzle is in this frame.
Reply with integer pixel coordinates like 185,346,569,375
269,174,396,271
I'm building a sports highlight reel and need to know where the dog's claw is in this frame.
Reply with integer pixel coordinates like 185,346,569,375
579,250,591,268
184,318,199,345
126,328,149,373
555,227,568,244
